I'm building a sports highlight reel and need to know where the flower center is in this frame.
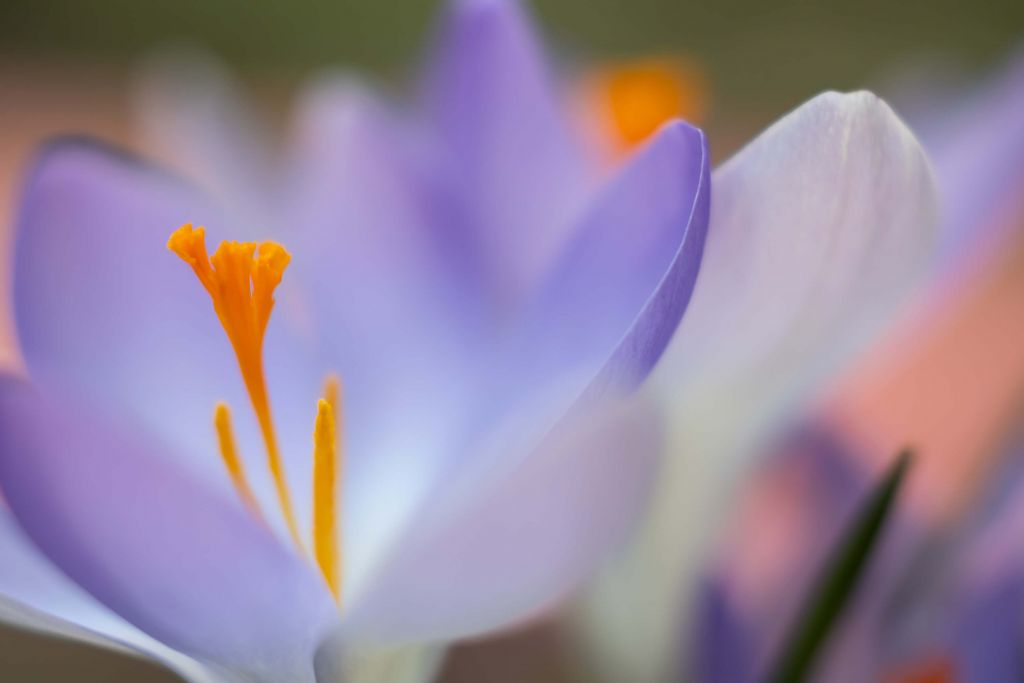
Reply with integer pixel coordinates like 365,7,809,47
168,223,342,602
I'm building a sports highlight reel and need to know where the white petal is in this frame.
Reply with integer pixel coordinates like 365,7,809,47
343,397,661,642
672,90,938,387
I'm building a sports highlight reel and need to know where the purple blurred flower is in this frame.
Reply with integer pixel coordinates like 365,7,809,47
894,49,1024,262
0,1,711,681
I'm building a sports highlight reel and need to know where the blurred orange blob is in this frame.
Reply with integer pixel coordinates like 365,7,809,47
884,656,958,683
583,57,710,153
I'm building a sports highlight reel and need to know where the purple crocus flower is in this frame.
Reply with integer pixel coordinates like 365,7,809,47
0,1,710,681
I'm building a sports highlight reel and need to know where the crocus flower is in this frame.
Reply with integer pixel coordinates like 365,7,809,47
0,1,711,681
576,80,939,682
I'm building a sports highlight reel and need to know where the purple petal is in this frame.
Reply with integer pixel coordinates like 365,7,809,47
284,80,482,390
13,139,319,488
0,506,224,682
0,378,337,681
282,83,493,586
424,0,590,300
514,121,709,403
343,397,661,641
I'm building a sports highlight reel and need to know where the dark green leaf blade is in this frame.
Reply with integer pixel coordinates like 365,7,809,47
765,449,912,683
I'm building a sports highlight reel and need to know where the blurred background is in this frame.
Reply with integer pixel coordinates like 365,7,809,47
0,0,1022,680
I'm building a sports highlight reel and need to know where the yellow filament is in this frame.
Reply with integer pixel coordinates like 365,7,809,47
169,223,305,553
213,403,263,519
312,395,341,601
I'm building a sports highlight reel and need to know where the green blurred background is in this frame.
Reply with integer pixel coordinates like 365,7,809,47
0,0,1022,114
0,0,1021,680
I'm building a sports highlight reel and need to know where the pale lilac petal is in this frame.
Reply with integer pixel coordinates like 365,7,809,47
0,379,337,681
0,506,227,683
668,91,939,389
424,0,590,300
13,139,320,490
343,397,661,641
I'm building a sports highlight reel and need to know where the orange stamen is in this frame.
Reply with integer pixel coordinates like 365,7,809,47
213,403,264,519
312,391,341,601
169,223,304,553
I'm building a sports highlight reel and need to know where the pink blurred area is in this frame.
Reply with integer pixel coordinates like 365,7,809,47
828,186,1024,522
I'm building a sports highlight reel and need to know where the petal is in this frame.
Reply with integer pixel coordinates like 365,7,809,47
342,397,661,641
424,0,590,299
415,122,706,541
0,505,227,683
12,139,319,489
667,91,938,388
0,378,337,681
282,82,491,589
513,121,709,404
284,78,481,385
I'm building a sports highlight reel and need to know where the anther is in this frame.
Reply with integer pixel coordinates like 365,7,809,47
312,396,341,602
